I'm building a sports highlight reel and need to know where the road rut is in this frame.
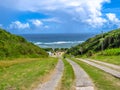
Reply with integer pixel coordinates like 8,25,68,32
77,58,120,79
35,59,64,90
66,59,94,90
87,59,120,71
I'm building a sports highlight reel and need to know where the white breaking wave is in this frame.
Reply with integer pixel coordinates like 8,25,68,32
34,41,84,45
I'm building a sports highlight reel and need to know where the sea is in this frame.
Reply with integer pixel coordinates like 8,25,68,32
20,33,96,48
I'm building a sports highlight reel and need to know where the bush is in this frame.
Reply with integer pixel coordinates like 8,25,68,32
87,50,94,57
102,48,120,56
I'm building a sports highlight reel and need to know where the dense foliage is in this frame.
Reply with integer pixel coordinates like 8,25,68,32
44,48,68,52
66,28,120,56
98,48,120,56
0,28,48,59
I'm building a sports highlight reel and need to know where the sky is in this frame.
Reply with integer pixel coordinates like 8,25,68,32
0,0,120,34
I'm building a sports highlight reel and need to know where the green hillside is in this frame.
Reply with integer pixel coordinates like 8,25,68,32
66,28,120,56
0,28,48,59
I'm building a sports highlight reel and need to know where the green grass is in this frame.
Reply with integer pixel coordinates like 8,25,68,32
91,55,120,65
0,58,41,68
71,58,120,90
102,48,120,56
60,59,75,90
77,48,120,65
0,57,58,90
0,28,48,59
66,28,120,56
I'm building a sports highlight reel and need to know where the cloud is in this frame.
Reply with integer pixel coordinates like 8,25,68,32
0,0,110,28
42,18,61,23
106,13,120,22
71,0,110,28
0,24,3,28
29,19,43,27
9,21,30,29
85,17,107,28
106,13,120,27
44,25,49,29
8,19,53,31
3,0,120,33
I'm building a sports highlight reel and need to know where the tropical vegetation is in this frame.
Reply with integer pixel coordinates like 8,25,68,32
66,28,120,56
0,28,48,59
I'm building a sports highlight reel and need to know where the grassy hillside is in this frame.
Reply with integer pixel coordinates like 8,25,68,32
0,28,48,59
66,28,120,56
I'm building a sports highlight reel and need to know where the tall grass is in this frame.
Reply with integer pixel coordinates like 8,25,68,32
99,48,120,56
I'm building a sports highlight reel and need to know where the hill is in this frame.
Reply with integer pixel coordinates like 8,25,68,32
66,28,120,56
0,28,48,59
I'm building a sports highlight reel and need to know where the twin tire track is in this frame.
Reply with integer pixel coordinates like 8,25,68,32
66,59,94,90
86,59,120,71
77,58,120,79
35,58,120,90
35,58,95,90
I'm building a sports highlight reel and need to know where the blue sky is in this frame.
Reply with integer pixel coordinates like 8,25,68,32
0,0,120,34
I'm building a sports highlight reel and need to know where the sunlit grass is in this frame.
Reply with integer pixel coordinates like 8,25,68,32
78,48,120,65
102,48,120,56
0,58,40,68
0,57,58,90
59,59,75,90
91,55,120,65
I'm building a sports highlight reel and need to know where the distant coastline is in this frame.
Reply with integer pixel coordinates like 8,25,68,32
20,33,96,48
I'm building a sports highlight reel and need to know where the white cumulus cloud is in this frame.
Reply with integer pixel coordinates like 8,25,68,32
0,0,112,28
42,18,61,23
106,13,120,22
9,21,30,29
106,13,120,27
30,19,43,27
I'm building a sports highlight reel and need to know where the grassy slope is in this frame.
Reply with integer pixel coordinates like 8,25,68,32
66,28,120,65
59,59,75,90
0,28,48,59
84,48,120,65
66,28,120,56
0,58,58,90
91,55,120,65
72,58,120,90
78,48,120,65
